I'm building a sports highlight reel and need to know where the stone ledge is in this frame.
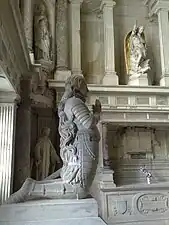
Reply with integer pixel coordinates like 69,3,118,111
0,198,99,223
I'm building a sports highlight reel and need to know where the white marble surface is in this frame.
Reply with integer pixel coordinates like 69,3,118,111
0,198,107,225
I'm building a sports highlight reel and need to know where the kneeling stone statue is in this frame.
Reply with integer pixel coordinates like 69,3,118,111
6,74,101,203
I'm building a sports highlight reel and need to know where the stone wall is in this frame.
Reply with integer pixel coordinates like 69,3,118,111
114,0,161,85
80,0,161,85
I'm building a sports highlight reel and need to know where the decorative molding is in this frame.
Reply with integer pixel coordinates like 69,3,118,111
137,193,169,215
0,91,20,103
49,81,169,125
100,0,116,11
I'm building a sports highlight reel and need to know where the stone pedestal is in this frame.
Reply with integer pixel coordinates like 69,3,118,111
0,198,107,225
13,79,31,192
102,72,118,85
99,168,116,189
128,73,149,86
54,70,71,81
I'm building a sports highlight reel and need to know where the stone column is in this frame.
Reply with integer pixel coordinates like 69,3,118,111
99,122,116,189
13,78,32,191
68,0,82,75
145,0,169,86
157,9,169,86
102,123,111,168
0,92,18,203
55,0,71,81
100,0,118,85
23,0,34,62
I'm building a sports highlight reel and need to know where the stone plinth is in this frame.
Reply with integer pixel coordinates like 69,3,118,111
0,198,107,225
100,182,169,225
128,73,149,86
54,70,71,81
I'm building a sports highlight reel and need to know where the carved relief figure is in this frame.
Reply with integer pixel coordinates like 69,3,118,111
33,127,60,180
34,2,51,61
124,24,150,77
6,75,101,203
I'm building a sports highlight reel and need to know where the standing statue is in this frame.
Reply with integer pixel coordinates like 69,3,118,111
6,75,101,203
124,24,150,78
32,127,61,180
34,3,51,61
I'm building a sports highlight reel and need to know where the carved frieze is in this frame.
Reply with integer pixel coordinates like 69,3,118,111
137,194,169,215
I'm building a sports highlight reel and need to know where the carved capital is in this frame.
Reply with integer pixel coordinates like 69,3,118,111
100,0,116,11
68,0,83,5
0,91,20,104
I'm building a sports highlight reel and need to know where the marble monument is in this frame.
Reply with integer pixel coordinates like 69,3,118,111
5,74,101,203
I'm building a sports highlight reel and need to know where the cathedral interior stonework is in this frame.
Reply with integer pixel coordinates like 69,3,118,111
1,0,169,225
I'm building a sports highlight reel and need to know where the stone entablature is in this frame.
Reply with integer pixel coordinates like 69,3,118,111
49,81,169,125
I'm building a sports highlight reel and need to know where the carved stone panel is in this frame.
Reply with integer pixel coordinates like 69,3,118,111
112,200,128,216
107,195,133,219
137,194,169,215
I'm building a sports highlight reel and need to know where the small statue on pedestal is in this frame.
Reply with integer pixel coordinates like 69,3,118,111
34,3,51,61
6,74,101,204
32,127,61,180
124,24,150,84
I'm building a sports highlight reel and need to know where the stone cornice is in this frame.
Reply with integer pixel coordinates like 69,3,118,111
0,91,20,103
49,81,169,126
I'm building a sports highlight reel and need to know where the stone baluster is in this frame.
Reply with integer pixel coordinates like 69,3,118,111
146,0,169,86
68,0,83,75
55,0,71,81
13,78,32,191
100,0,118,85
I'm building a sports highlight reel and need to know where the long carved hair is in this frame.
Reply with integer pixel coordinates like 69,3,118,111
58,75,86,182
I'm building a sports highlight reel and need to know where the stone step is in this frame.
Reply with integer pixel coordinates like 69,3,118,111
0,198,107,225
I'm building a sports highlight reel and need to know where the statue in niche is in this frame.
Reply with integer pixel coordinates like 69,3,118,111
124,24,150,78
34,2,51,61
6,75,101,203
32,127,61,180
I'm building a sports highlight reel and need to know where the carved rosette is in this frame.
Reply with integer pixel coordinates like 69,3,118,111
137,194,169,215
